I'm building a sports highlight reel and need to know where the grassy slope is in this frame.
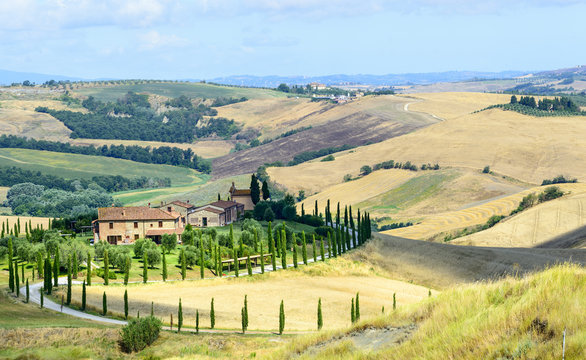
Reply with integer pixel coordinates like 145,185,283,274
278,264,585,359
0,148,205,186
73,82,287,102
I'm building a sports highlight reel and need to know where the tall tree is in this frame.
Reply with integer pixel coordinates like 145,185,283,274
180,248,186,280
279,300,285,335
261,180,270,200
103,249,109,286
14,260,19,297
281,229,287,269
268,222,276,271
355,292,360,321
25,278,29,303
81,280,86,310
317,298,323,330
143,253,148,283
210,298,215,329
302,232,308,265
320,236,325,261
66,255,72,305
199,236,205,279
124,289,129,319
86,251,92,286
7,237,13,292
250,174,260,205
102,292,107,315
178,298,183,333
72,252,78,279
162,251,168,282
312,234,317,263
53,246,59,287
233,248,239,277
260,240,265,274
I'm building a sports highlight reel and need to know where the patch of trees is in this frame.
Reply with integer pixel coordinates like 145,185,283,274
479,95,584,117
5,182,118,218
444,214,506,242
359,160,441,175
0,135,211,174
378,222,414,231
287,145,354,166
541,175,577,186
194,118,240,139
35,91,228,143
210,97,248,107
232,126,313,153
0,167,170,192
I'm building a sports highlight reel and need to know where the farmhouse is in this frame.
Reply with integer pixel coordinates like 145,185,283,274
309,82,327,90
187,200,244,227
93,206,183,245
229,182,257,211
157,200,194,226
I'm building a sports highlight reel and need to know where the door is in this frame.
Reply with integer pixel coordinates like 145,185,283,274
202,217,208,227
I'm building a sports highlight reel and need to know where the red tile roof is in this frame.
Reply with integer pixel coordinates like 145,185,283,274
192,206,225,215
169,200,194,209
209,200,241,209
231,189,251,196
98,207,178,221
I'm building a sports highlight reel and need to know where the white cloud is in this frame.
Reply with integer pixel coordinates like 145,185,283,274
138,30,188,51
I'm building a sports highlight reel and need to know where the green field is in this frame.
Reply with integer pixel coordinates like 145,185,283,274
0,148,206,187
73,82,287,102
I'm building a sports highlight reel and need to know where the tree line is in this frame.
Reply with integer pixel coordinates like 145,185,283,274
0,135,211,173
0,167,170,193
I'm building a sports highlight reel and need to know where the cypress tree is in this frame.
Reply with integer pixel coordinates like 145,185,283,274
311,235,317,263
102,292,107,315
241,306,246,334
253,228,258,253
86,251,92,286
314,199,318,217
45,257,52,295
1,222,4,238
336,202,341,226
320,236,325,261
17,218,21,235
275,230,281,259
332,231,337,258
15,260,19,297
292,242,298,268
260,241,265,274
301,203,305,217
268,222,276,271
429,289,432,297
66,255,72,305
302,231,308,265
150,301,154,316
124,257,130,285
178,298,183,333
103,249,109,286
229,223,234,254
210,298,215,329
72,252,78,279
243,295,248,333
279,300,285,335
317,298,323,330
162,251,167,282
355,293,360,321
247,254,252,276
382,306,385,314
124,289,129,319
351,298,355,323
21,262,24,280
200,236,205,279
8,237,13,292
53,247,59,287
29,219,32,233
216,245,222,277
32,266,35,281
393,293,396,310
26,278,29,303
233,248,239,277
250,174,260,205
327,232,332,259
37,254,43,280
180,248,186,280
196,309,200,334
40,287,44,308
143,253,148,283
262,179,270,200
281,229,287,269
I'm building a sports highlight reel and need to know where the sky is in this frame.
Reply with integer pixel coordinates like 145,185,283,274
0,0,585,79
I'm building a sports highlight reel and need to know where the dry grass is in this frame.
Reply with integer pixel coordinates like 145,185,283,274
268,92,586,193
70,257,430,331
276,264,586,359
455,185,586,247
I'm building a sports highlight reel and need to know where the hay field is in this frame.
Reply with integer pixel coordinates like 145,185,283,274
0,216,52,234
0,148,204,186
454,185,586,247
268,92,586,189
385,183,586,240
72,259,430,331
0,108,72,142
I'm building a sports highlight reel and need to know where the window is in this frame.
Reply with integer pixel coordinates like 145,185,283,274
158,221,163,228
109,222,113,229
134,234,139,240
167,207,172,212
134,222,138,229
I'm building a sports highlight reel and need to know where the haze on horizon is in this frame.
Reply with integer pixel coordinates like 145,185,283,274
0,0,584,80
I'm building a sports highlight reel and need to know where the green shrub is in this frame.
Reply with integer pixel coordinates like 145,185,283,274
321,155,335,162
95,268,117,280
119,316,162,353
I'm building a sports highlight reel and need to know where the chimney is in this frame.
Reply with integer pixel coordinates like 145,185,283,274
148,202,151,207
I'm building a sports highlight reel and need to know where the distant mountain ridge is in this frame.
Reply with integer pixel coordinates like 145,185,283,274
0,69,84,85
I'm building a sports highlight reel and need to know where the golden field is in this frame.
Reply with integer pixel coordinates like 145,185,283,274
0,215,52,234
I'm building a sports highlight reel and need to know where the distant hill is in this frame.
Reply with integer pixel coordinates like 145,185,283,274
0,69,83,85
209,70,529,88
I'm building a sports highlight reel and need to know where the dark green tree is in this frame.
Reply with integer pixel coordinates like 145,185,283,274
53,246,60,287
40,286,44,308
26,278,29,303
262,180,270,200
162,251,167,282
199,236,205,279
180,248,186,280
102,291,107,315
268,222,276,271
393,293,396,310
103,249,109,286
260,240,265,274
279,300,285,335
355,293,360,321
302,232,308,265
123,289,129,319
210,298,215,329
281,229,287,269
233,248,239,277
15,260,19,297
250,174,260,205
247,254,252,276
293,242,298,268
143,253,148,283
178,298,183,333
327,232,332,259
317,298,323,330
66,255,72,305
81,281,86,310
86,251,92,286
196,309,200,334
312,234,317,263
320,236,325,261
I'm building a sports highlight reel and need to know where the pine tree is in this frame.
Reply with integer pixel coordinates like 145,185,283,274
355,293,360,321
115,288,125,321
320,236,325,261
200,236,205,279
317,298,323,330
279,300,285,335
81,280,86,310
250,174,260,205
103,249,109,286
210,298,215,329
15,260,19,297
260,240,265,274
233,248,239,277
86,251,92,286
8,237,14,292
160,250,167,282
268,222,276,271
196,309,200,334
302,231,307,265
180,248,186,280
393,293,396,310
102,291,107,315
25,278,29,303
72,252,78,279
124,257,130,285
143,253,148,283
53,246,59,287
351,298,355,323
262,180,270,200
178,298,183,333
66,255,72,305
281,229,287,269
40,287,44,308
